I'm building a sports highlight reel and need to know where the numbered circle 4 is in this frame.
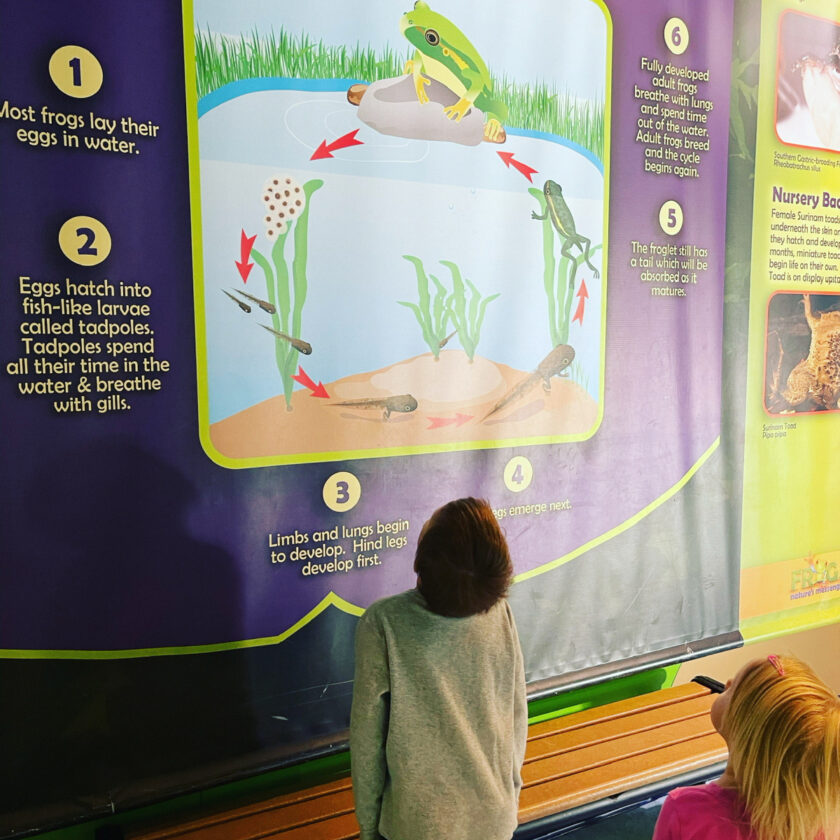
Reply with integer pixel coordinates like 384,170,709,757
49,46,104,98
658,200,684,236
664,17,689,56
323,471,362,512
58,216,112,266
504,456,533,493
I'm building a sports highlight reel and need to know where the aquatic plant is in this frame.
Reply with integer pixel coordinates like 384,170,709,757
399,255,452,360
250,175,324,409
529,187,602,347
440,260,500,363
194,29,605,161
399,256,499,362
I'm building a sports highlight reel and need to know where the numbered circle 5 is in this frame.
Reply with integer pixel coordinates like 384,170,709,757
58,216,112,266
658,200,684,237
664,17,689,56
504,456,533,493
49,46,104,98
323,471,361,513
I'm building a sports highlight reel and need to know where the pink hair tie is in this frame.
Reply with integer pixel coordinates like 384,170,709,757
768,655,785,676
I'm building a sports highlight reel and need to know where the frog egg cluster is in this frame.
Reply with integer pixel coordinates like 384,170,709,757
261,175,305,240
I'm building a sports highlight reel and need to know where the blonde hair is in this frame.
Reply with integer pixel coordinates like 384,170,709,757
722,655,840,840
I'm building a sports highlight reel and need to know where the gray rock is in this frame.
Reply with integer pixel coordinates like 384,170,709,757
356,75,486,146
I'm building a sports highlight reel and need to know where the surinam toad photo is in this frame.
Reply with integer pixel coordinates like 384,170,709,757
766,292,840,413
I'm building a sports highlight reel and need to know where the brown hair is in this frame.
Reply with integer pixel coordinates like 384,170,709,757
413,497,512,617
723,655,840,840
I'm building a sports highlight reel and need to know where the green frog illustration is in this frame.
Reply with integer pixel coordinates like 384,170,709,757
400,1,508,141
532,179,600,287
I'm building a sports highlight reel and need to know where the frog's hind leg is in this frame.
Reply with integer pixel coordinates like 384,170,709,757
573,235,600,278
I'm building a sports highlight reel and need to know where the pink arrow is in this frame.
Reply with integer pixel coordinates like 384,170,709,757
572,278,589,326
497,151,538,182
235,230,257,282
427,412,472,429
292,366,330,398
311,129,364,160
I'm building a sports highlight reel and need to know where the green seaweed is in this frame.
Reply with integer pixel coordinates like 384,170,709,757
440,260,500,363
251,178,323,409
399,256,452,360
530,187,602,346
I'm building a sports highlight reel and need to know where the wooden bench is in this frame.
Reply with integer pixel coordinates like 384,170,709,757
125,681,726,840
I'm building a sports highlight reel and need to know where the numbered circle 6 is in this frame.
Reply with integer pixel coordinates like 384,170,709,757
504,456,533,493
664,18,689,56
323,471,361,512
49,46,104,98
58,216,112,266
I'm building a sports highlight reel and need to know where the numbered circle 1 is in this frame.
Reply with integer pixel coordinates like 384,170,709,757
504,456,533,493
664,17,689,56
58,216,112,266
658,200,684,237
49,46,104,98
323,471,361,513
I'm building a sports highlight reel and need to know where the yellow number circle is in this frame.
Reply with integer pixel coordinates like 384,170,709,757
49,46,103,98
323,471,361,512
664,17,689,56
504,456,533,493
658,200,684,236
58,216,112,266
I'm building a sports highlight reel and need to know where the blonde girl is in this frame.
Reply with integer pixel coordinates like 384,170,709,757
652,655,840,840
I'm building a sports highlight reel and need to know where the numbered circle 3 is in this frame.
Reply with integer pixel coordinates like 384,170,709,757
58,216,112,266
323,471,362,513
49,46,104,98
504,456,533,493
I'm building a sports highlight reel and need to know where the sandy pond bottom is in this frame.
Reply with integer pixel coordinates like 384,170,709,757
210,350,599,459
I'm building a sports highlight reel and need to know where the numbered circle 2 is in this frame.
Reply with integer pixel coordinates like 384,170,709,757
664,17,689,56
504,456,533,493
658,200,684,237
58,216,112,266
49,46,104,98
323,471,361,513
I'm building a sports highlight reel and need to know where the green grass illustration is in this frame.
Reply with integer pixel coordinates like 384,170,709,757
251,176,324,410
400,256,499,363
529,187,602,347
195,29,604,160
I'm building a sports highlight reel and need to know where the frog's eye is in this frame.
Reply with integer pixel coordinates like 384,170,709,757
425,28,440,47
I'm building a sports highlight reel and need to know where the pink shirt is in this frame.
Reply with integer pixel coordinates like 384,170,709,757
652,783,756,840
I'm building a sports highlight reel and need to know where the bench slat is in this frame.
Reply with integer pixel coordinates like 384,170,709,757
525,694,716,763
519,732,726,823
527,683,710,738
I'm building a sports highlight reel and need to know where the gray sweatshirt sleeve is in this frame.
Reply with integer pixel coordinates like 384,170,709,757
511,605,528,797
350,610,391,840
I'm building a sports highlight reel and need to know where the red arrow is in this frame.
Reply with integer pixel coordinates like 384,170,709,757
497,151,538,182
427,412,472,430
311,129,364,160
572,278,589,325
235,229,257,282
293,366,330,398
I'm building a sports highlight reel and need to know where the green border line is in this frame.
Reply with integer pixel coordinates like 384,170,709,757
0,591,364,661
3,432,715,661
188,2,612,470
515,435,719,583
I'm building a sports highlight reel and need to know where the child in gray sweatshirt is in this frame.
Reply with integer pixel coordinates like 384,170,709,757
350,497,527,840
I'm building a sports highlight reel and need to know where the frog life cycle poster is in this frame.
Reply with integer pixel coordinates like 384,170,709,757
0,0,782,831
738,0,840,642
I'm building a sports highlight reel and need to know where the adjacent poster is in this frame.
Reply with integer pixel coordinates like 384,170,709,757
740,0,840,640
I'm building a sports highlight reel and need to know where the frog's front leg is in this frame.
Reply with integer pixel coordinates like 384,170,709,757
531,208,548,222
405,52,431,104
443,68,481,122
783,358,816,407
